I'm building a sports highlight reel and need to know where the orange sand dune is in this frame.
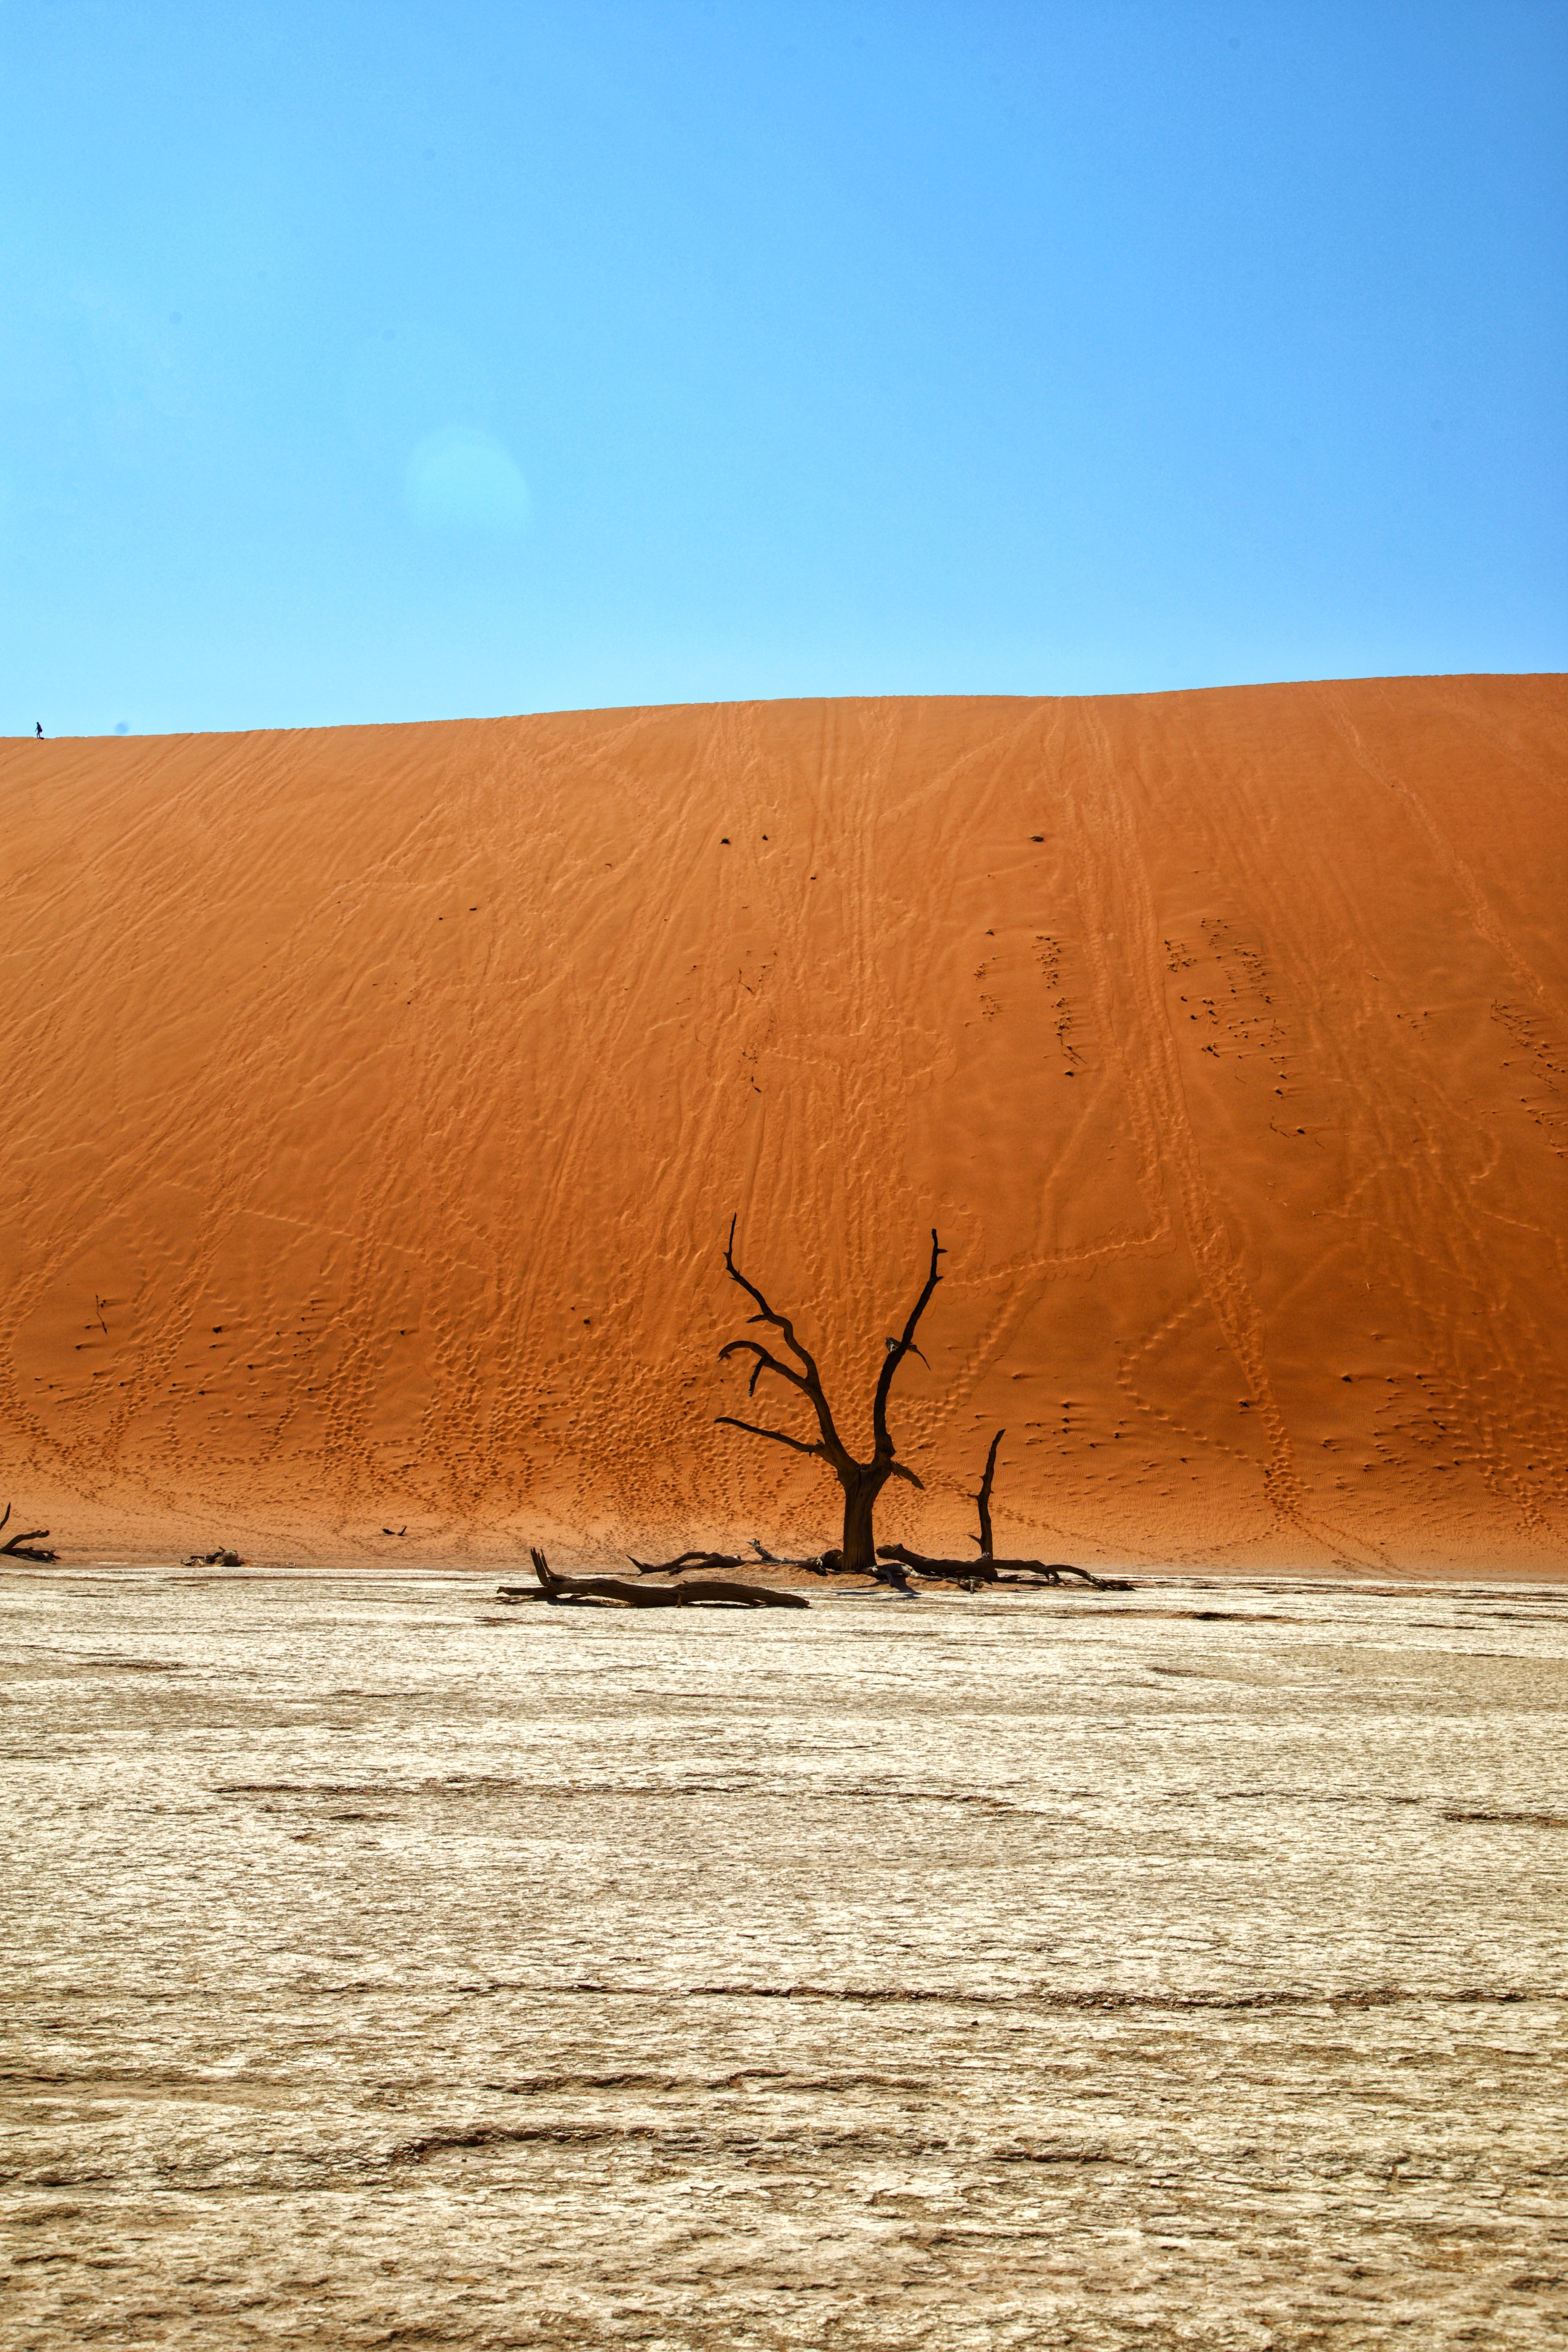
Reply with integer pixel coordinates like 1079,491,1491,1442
1,677,1564,1573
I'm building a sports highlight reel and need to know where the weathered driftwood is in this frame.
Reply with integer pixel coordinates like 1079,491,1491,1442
182,1548,243,1567
751,1539,832,1573
626,1549,746,1575
876,1543,1130,1592
655,1575,807,1608
0,1503,56,1563
499,1548,808,1610
716,1219,943,1573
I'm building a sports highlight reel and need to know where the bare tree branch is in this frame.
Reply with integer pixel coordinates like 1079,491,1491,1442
0,1502,57,1562
626,1550,746,1575
969,1428,1004,1555
723,1218,827,1380
717,1337,814,1401
886,1459,925,1490
713,1413,823,1459
870,1229,944,1461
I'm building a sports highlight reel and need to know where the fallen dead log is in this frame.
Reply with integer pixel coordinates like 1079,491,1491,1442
0,1503,57,1563
750,1540,849,1575
672,1576,809,1608
753,1541,915,1585
529,1571,680,1606
625,1549,747,1575
878,1546,999,1586
498,1548,808,1610
182,1548,244,1567
876,1543,1130,1592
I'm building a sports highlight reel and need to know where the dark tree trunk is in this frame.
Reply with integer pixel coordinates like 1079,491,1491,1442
972,1428,1004,1556
839,1469,888,1573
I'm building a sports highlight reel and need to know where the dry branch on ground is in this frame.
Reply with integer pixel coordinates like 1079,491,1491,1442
626,1549,746,1575
876,1543,1130,1591
501,1547,809,1610
0,1504,57,1563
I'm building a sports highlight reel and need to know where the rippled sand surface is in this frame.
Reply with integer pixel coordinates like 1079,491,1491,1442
4,1565,1567,2349
8,680,1568,1576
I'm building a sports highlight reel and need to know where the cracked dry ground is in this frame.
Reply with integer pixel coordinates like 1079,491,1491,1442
3,1568,1567,2349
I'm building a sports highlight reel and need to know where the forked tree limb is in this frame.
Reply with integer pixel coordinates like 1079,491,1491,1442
719,1216,846,1464
870,1231,944,1463
717,1338,814,1403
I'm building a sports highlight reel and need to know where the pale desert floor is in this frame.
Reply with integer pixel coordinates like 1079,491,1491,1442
4,1564,1567,2350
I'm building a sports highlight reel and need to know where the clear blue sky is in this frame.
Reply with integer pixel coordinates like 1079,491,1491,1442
4,0,1565,735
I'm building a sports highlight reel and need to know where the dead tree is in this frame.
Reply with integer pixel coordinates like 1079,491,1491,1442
716,1218,943,1574
971,1427,1004,1556
0,1504,57,1563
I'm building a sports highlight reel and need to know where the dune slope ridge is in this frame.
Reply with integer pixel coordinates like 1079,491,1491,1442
0,677,1564,1570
